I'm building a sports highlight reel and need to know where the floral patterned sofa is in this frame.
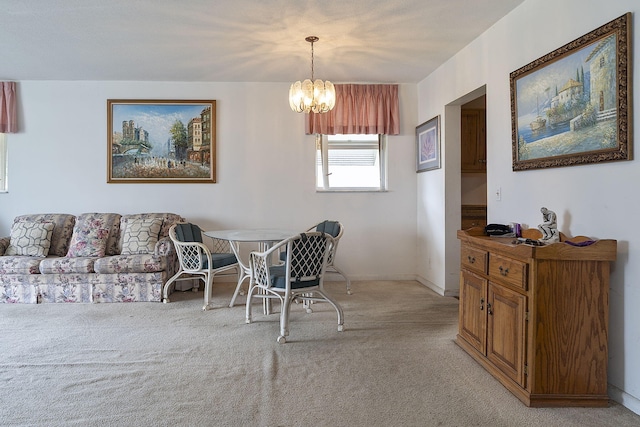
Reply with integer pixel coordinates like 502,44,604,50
0,212,184,303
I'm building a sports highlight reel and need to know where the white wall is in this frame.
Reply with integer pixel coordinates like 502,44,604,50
416,0,640,414
0,81,418,282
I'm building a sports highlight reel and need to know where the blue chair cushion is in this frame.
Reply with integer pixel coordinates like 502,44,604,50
270,265,320,289
187,253,236,270
175,223,203,243
315,220,340,237
210,253,237,269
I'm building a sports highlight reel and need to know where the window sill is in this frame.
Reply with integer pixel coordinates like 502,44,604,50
316,188,387,193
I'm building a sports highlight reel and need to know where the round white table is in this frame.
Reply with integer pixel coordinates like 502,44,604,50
204,229,298,308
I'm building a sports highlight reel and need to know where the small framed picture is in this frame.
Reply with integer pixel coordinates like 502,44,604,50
416,115,441,172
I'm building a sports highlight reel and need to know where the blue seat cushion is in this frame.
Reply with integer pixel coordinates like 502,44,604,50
183,253,236,270
270,265,320,289
210,253,237,269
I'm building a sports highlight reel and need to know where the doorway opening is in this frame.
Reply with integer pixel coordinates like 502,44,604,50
460,95,487,230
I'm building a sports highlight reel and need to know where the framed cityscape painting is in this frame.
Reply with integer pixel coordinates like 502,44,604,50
416,115,441,172
107,99,216,183
510,13,631,171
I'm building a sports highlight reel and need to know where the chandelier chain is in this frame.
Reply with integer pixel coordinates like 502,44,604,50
310,40,314,81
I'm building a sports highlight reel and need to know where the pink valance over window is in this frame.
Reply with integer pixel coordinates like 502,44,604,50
306,84,400,135
0,82,17,133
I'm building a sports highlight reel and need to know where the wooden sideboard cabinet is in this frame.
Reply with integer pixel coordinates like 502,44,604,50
456,228,617,407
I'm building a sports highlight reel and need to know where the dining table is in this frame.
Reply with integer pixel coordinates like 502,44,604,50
204,229,298,308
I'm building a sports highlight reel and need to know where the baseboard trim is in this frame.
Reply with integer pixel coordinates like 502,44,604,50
415,276,459,297
609,383,640,416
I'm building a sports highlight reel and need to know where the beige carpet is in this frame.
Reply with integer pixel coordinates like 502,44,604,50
0,280,638,427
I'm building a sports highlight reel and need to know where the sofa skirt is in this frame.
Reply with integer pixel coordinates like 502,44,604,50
0,272,167,304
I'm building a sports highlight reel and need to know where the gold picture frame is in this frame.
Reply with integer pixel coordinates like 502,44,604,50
510,13,631,171
107,99,216,183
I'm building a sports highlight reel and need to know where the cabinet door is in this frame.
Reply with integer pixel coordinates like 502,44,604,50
459,270,487,354
461,109,486,173
487,283,527,387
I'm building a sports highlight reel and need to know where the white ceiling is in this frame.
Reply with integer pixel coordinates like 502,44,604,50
0,0,525,83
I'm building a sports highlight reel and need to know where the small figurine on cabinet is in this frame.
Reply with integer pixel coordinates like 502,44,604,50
538,207,559,243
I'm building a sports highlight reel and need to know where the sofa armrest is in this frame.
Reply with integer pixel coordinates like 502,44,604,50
0,236,9,256
154,236,175,257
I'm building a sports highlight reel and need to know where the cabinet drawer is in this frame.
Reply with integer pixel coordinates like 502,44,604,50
461,246,488,274
489,254,528,290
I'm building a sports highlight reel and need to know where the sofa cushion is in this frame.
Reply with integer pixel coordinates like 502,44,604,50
120,218,163,255
67,213,120,258
94,254,166,274
104,214,122,256
0,236,9,256
39,256,97,274
118,213,184,252
5,221,55,257
13,214,76,257
0,256,43,274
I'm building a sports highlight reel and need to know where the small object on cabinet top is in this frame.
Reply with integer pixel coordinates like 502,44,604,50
485,223,512,236
513,237,546,246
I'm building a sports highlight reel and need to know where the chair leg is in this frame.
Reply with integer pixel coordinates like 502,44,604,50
162,270,184,303
330,265,352,295
302,292,313,313
202,273,214,311
316,289,345,332
278,296,292,344
245,283,257,324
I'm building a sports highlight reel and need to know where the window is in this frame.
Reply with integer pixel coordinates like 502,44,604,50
316,134,387,191
0,134,6,193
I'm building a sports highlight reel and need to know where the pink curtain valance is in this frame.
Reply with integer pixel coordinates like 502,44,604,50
306,84,400,135
0,82,17,133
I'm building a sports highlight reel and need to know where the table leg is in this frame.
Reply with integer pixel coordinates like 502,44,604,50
229,241,251,308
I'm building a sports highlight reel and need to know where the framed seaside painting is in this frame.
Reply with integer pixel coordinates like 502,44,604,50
107,99,216,183
510,13,631,171
416,116,441,172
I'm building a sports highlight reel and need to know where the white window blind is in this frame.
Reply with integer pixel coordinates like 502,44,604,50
316,134,387,191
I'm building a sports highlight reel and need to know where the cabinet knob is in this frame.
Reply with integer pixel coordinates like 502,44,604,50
499,266,509,276
480,297,485,310
467,255,476,264
487,302,493,315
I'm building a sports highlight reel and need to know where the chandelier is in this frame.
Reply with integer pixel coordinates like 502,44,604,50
289,36,336,114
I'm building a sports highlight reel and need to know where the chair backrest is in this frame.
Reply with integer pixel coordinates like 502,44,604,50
174,223,203,243
315,220,341,238
311,220,343,266
253,232,332,290
169,223,207,271
285,232,332,288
